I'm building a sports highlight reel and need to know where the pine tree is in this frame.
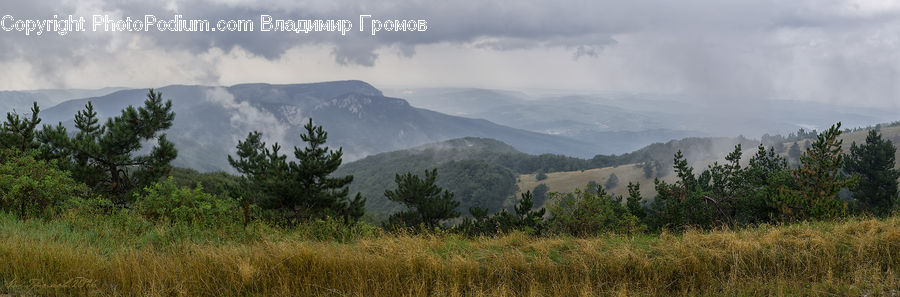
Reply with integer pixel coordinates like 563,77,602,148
625,182,645,220
773,123,855,221
0,102,41,152
514,190,546,232
229,118,365,223
385,168,460,229
37,90,177,203
741,144,790,224
845,129,900,216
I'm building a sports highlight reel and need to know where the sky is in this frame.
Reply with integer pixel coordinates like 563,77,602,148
1,0,899,108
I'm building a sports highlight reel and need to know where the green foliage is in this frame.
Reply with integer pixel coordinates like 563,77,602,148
228,118,365,223
0,149,89,218
167,167,241,197
647,150,715,231
335,137,629,216
37,90,177,203
625,182,645,220
844,129,900,216
548,185,643,236
772,123,855,221
133,177,240,226
385,168,460,229
738,144,791,224
647,144,789,230
535,170,548,181
61,195,116,217
458,191,546,236
0,102,41,152
438,160,518,214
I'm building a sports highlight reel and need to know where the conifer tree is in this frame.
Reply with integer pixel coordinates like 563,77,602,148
37,90,176,203
625,182,645,220
385,168,460,229
229,118,365,222
845,129,900,216
0,102,41,152
773,123,855,221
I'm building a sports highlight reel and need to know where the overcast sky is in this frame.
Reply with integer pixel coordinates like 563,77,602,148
1,0,899,108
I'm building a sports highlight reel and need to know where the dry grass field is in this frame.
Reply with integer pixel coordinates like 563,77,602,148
2,211,899,297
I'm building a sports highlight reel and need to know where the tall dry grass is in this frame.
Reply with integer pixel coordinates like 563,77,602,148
1,213,899,296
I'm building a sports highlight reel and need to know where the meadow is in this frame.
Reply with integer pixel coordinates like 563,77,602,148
2,210,898,297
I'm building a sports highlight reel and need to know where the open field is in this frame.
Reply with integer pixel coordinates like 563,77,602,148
2,211,899,297
517,164,675,203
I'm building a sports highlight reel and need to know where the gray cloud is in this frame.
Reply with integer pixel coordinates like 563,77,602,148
1,0,899,108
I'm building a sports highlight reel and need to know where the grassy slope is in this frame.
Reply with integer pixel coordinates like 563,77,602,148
517,164,670,201
1,211,899,296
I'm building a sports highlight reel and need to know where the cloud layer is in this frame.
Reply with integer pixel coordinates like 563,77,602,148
1,0,899,107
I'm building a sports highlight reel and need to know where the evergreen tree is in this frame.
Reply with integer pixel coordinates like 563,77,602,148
459,191,546,235
0,102,41,152
772,123,855,221
625,182,645,220
739,144,790,224
37,90,176,203
229,118,365,223
514,191,546,230
647,150,716,230
385,168,460,229
845,129,900,216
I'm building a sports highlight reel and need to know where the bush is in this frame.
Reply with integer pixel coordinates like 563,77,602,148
0,149,89,218
548,185,643,236
458,191,546,236
133,177,241,226
535,170,548,181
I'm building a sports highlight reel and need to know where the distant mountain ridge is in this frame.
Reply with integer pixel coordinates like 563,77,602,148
387,87,900,153
37,81,599,172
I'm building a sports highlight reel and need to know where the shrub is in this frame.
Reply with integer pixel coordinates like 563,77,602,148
458,191,546,236
0,149,89,218
548,185,643,236
133,177,240,226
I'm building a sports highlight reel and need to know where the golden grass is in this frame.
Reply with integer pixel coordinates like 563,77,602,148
2,216,900,296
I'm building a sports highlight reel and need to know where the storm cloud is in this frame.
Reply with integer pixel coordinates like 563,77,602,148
1,0,899,108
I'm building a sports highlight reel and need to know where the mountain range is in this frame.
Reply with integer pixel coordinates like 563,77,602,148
386,88,899,152
34,81,597,172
